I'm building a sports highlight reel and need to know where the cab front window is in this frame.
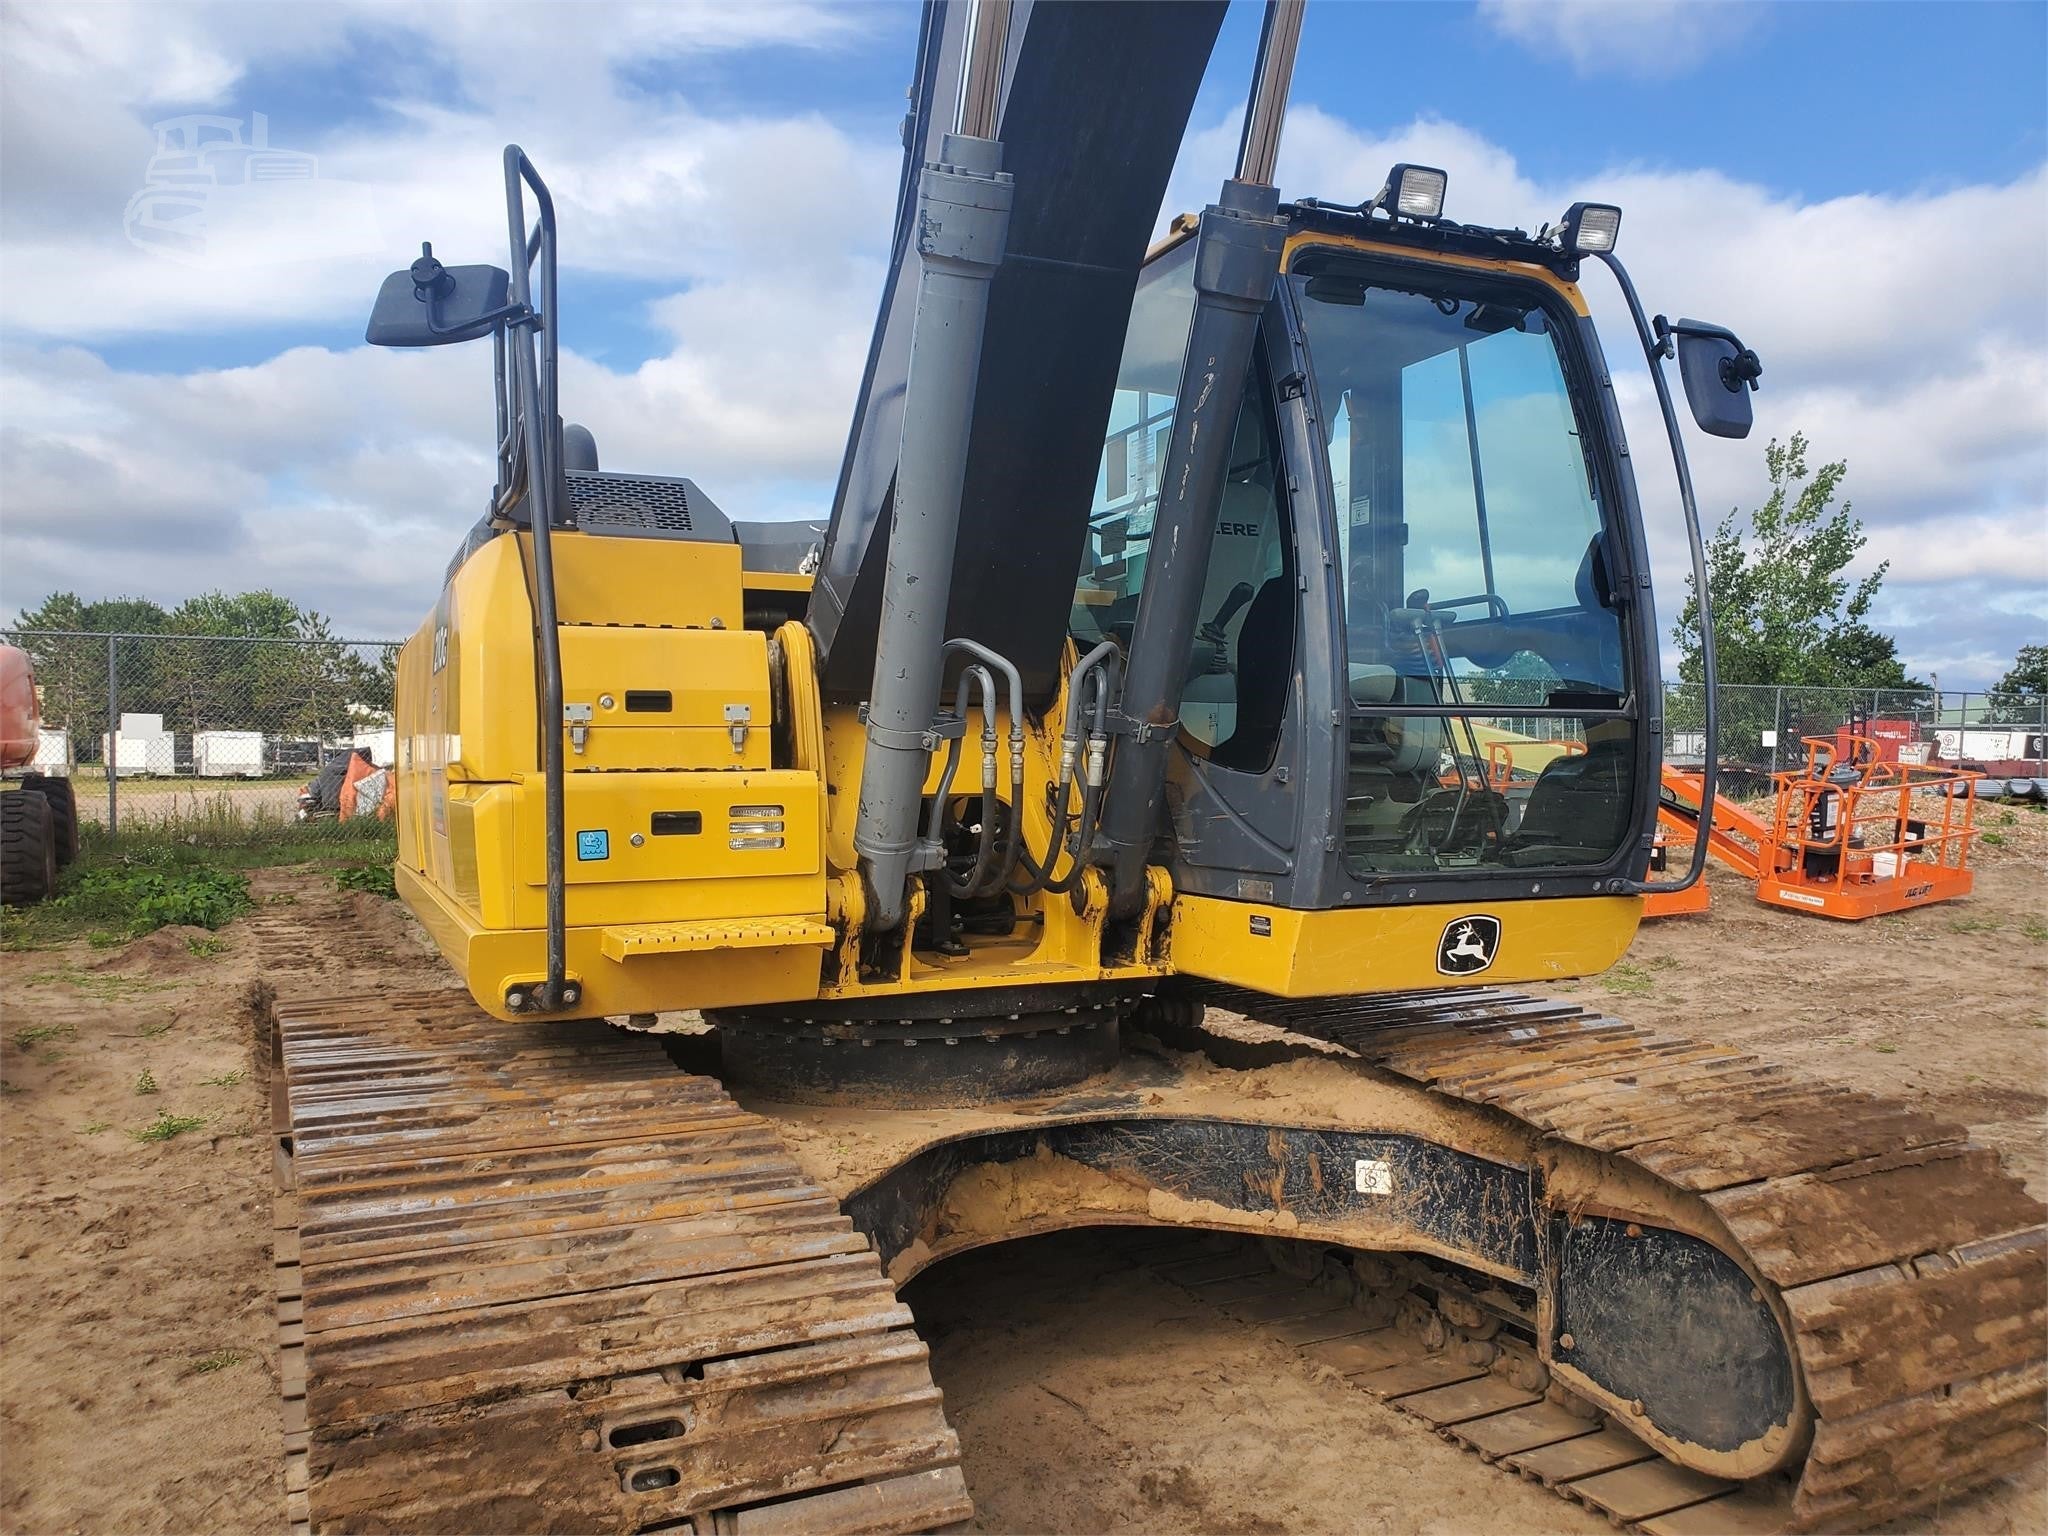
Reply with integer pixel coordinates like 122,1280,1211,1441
1293,257,1636,876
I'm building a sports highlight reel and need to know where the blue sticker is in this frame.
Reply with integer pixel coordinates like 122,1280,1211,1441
575,829,610,861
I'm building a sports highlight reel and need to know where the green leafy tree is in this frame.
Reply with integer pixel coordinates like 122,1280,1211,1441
6,589,396,751
1988,644,2048,724
4,594,171,753
1675,434,1917,690
1670,435,1927,757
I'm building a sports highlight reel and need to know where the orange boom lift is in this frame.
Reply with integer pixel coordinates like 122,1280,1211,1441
1652,734,1979,920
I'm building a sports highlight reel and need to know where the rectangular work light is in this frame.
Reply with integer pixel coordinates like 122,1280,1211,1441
1560,202,1622,254
1376,163,1447,221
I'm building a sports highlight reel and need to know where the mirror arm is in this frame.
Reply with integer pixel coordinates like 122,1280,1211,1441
1593,252,1717,898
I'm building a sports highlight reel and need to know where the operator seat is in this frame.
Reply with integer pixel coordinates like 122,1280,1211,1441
1502,737,1633,865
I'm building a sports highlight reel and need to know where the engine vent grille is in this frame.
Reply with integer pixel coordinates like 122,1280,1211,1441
568,472,695,537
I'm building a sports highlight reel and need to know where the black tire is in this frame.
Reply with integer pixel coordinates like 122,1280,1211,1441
0,790,58,906
20,774,79,865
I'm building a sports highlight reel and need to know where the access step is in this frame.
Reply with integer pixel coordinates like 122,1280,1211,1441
601,916,836,959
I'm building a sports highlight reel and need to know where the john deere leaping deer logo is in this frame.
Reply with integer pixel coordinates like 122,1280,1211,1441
1437,915,1501,977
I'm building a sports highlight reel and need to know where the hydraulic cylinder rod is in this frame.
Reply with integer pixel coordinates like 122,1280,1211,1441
1094,0,1299,919
854,0,1015,932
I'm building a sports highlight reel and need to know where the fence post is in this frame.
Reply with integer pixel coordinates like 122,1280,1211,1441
1770,687,1782,776
105,632,119,835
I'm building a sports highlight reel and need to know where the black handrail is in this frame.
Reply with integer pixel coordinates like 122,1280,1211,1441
501,145,574,1011
1595,251,1717,897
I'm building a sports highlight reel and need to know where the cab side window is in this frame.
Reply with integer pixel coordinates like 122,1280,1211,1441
1073,241,1294,771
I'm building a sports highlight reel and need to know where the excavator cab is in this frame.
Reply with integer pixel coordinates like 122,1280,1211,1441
1068,175,1707,995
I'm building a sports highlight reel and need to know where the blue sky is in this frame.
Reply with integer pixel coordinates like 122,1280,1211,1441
2,0,2043,683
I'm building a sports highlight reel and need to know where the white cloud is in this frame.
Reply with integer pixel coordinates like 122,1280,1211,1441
0,1,899,639
1477,0,1763,78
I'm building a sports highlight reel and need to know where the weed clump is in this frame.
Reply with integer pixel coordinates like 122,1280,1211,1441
332,863,397,899
1600,962,1654,996
132,1111,205,1142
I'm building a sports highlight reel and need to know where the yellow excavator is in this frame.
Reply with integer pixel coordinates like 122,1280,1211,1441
268,3,2042,1532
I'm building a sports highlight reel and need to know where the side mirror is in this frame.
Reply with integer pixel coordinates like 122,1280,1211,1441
366,243,515,347
1666,317,1762,439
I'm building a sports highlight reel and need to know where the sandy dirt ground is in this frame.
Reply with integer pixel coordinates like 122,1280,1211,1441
1,829,2042,1534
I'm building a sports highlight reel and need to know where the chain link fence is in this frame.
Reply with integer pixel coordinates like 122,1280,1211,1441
2,629,402,835
1662,681,2048,798
6,628,2044,836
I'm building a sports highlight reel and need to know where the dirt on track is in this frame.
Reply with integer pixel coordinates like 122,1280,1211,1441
1,835,2042,1535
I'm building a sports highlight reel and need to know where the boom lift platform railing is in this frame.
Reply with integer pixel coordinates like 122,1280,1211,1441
1650,735,1980,920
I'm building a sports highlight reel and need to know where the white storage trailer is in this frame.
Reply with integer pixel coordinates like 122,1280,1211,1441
31,728,71,774
101,713,175,777
193,730,266,777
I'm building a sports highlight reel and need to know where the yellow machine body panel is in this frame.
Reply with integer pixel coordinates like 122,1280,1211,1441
1168,893,1642,996
396,530,831,1019
395,515,1649,1020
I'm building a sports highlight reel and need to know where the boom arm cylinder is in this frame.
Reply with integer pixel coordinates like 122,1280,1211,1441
854,123,1015,931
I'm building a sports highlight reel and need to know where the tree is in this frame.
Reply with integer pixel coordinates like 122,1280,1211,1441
3,594,172,753
1993,644,2048,699
5,589,396,751
1988,644,2048,724
1674,434,1920,691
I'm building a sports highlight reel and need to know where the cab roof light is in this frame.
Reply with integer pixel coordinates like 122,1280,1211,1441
1559,201,1622,255
1374,163,1447,222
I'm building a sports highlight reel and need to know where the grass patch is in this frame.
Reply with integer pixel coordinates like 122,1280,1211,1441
134,1068,158,1096
1947,914,2002,934
11,1022,75,1049
1873,1042,1900,1055
78,1120,111,1135
332,862,397,899
1,818,393,951
2021,917,2048,943
184,933,229,958
137,1017,174,1038
132,1110,205,1142
23,968,177,1004
183,1349,244,1376
1980,831,2008,849
1600,962,1654,996
201,1068,247,1087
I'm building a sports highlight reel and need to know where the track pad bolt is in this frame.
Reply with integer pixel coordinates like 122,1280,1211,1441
1557,1332,1575,1351
1630,1399,1646,1416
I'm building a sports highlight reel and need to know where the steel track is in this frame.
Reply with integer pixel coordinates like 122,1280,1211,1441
246,872,2041,1533
1166,982,2047,1531
254,889,970,1536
